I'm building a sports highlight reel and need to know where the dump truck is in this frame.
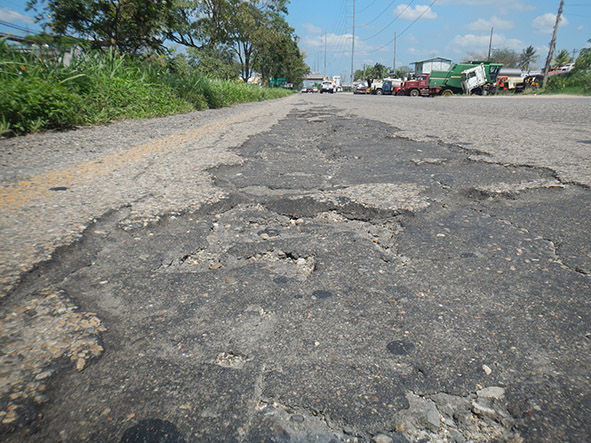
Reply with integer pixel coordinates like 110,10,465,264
398,61,503,96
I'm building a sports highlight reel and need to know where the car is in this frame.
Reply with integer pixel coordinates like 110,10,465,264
354,83,369,94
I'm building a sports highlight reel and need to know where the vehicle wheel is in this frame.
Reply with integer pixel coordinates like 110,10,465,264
442,89,454,97
376,89,383,95
410,89,420,97
396,90,405,96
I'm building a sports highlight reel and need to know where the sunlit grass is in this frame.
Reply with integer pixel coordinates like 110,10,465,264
0,39,293,136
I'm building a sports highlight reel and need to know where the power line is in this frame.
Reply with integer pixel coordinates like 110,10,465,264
360,0,415,41
0,19,37,34
363,0,398,27
372,0,437,52
358,0,379,14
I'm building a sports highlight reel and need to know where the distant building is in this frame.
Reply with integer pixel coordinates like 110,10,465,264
411,57,452,76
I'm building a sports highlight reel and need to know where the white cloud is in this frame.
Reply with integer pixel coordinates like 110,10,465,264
394,4,437,20
0,8,35,24
532,13,568,34
468,16,514,31
447,33,524,53
302,23,323,34
302,32,381,56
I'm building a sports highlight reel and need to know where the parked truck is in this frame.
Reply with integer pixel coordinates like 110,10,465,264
370,78,404,95
398,61,502,97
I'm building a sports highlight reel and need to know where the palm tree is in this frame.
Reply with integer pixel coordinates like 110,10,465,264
519,45,537,71
552,49,572,69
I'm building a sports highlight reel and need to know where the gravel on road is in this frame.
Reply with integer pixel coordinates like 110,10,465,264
1,93,590,442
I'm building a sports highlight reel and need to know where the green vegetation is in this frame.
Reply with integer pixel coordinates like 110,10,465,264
0,41,292,136
26,0,308,88
1,0,307,136
545,53,591,95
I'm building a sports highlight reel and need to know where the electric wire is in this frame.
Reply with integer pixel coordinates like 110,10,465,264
358,0,379,14
0,19,38,34
363,0,398,27
360,0,415,41
372,0,437,52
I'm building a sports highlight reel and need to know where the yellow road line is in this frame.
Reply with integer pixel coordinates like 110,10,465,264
1,108,261,210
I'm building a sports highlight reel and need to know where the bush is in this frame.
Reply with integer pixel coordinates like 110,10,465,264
545,53,591,94
82,76,193,123
0,76,84,134
0,40,293,135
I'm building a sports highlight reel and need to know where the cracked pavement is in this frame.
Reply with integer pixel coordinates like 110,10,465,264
1,94,590,442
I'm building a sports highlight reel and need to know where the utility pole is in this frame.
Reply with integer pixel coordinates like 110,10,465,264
393,32,397,72
487,27,493,61
324,32,327,77
351,0,356,83
543,0,564,89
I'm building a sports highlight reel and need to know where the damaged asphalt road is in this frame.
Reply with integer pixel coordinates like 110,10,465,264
2,97,591,442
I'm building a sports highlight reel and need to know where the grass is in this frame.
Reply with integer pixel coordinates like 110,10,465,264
541,53,591,96
0,40,293,136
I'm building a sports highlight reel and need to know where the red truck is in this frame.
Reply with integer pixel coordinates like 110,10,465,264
397,74,431,96
397,62,503,97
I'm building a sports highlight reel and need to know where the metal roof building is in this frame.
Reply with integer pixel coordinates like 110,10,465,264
411,57,453,75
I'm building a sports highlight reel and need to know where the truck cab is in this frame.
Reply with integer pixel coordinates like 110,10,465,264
400,74,429,96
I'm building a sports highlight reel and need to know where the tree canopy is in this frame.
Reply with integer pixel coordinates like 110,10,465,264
519,46,537,71
27,0,173,55
552,49,572,69
26,0,308,85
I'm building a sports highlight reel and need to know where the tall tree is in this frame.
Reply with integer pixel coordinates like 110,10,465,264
519,45,537,71
490,48,519,68
223,0,294,82
27,0,173,54
165,0,231,50
167,0,300,83
255,25,308,86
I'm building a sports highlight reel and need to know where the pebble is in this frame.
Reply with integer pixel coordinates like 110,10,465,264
290,414,305,423
372,435,393,443
472,401,497,419
477,386,505,399
482,364,492,375
35,371,53,380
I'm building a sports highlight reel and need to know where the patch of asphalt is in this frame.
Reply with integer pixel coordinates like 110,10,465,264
0,97,298,297
322,94,591,188
1,98,590,442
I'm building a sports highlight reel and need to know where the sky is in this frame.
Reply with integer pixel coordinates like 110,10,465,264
286,0,591,80
1,0,589,81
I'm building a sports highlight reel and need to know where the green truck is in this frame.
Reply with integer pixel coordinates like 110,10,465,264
399,61,503,96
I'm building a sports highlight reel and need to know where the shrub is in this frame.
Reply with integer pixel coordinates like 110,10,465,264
0,40,293,135
0,76,84,134
546,53,591,94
